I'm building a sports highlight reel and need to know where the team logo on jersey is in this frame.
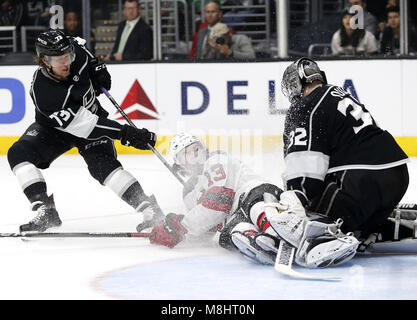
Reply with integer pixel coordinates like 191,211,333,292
26,130,39,137
115,79,159,120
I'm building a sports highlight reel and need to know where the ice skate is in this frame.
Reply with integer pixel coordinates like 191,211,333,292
136,195,164,232
20,195,62,233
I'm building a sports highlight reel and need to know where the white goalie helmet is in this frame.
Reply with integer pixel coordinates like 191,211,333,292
169,133,207,173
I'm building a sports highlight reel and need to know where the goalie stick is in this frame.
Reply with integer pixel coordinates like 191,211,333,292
0,231,151,238
396,203,417,211
274,240,340,281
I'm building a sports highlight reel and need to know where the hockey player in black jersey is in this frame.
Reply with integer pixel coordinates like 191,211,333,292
7,29,163,233
267,58,410,251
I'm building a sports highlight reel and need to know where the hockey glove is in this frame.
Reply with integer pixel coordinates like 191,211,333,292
89,57,111,94
119,125,157,150
149,213,188,248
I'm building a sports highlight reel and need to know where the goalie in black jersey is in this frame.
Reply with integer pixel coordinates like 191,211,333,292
266,57,411,254
7,29,163,233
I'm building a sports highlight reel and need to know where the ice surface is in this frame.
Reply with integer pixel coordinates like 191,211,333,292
0,153,416,300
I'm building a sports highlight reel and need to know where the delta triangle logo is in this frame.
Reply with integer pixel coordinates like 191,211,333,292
115,79,159,120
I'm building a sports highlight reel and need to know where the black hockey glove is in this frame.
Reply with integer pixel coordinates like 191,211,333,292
90,57,111,94
119,125,157,150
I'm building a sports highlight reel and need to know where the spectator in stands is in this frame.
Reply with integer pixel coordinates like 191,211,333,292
104,0,153,62
200,22,255,60
191,1,239,60
380,5,417,55
378,0,399,35
64,10,81,37
191,1,222,60
348,0,379,37
0,0,24,27
63,9,96,54
331,9,378,56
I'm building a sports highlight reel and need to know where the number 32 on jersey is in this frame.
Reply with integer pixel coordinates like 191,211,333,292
287,127,307,149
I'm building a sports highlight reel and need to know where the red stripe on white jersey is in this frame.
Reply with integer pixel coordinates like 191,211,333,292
200,186,236,214
207,186,235,198
201,199,232,213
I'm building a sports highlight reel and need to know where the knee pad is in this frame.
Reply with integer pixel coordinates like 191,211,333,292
86,156,122,185
239,183,282,215
7,141,38,170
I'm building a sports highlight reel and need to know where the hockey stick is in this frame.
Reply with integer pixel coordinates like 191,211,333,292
274,240,340,281
397,203,417,211
101,87,185,186
0,231,151,238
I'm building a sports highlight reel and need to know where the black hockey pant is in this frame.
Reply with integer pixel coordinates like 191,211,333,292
311,165,409,238
7,122,122,185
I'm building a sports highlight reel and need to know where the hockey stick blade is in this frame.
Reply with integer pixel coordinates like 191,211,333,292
274,241,340,281
0,232,151,238
396,203,417,211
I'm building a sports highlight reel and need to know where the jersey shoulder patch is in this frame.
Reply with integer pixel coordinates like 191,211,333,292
329,86,352,100
73,36,87,46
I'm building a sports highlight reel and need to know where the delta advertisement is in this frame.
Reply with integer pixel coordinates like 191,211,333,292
0,59,416,156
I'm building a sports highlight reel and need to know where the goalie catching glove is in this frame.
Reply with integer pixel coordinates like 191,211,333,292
149,213,188,248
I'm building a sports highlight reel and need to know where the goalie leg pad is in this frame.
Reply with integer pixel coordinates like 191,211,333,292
231,222,277,265
266,208,306,248
295,220,359,268
264,190,309,248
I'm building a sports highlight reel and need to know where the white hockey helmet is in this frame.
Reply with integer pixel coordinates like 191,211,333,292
169,133,207,173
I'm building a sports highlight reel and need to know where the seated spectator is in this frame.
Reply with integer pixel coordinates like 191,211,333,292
380,6,400,55
199,22,255,60
378,0,399,34
380,5,417,55
190,1,236,60
64,10,81,37
331,9,378,56
348,0,379,37
104,0,153,62
0,0,24,27
63,10,95,54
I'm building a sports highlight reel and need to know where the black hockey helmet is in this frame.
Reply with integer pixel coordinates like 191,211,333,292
35,28,74,57
281,57,327,103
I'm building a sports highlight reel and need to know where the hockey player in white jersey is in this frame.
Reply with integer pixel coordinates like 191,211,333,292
145,133,359,268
